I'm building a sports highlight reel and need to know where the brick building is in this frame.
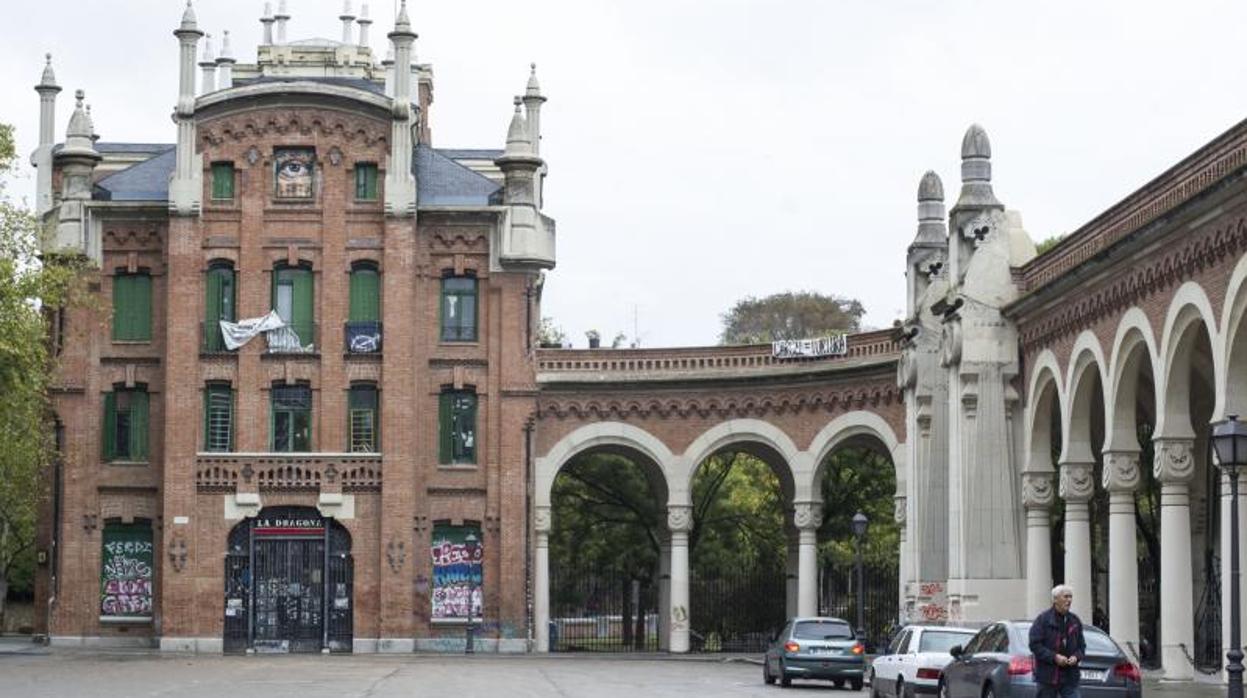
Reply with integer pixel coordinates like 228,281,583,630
34,1,553,653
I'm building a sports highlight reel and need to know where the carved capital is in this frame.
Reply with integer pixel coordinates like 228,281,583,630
893,497,907,526
534,506,551,534
1153,437,1196,483
793,502,823,531
1021,472,1055,509
667,505,693,533
1058,461,1095,502
1101,450,1141,492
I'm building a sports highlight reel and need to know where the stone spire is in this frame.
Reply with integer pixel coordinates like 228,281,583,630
522,63,546,155
216,30,236,89
953,124,1002,211
172,0,205,216
199,33,217,94
356,3,372,48
51,89,102,258
339,0,356,45
382,46,394,97
33,53,62,216
384,0,418,216
261,2,275,44
85,104,99,143
914,171,947,247
495,95,553,269
275,0,290,44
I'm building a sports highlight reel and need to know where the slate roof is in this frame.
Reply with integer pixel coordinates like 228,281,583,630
54,142,173,154
88,143,502,206
231,76,386,95
93,146,176,201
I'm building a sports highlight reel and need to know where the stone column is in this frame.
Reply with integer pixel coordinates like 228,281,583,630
1059,460,1095,621
667,505,693,653
1022,472,1055,615
785,526,799,618
895,496,909,617
1154,437,1196,681
795,502,822,617
1223,471,1247,680
1103,451,1141,652
658,538,671,651
534,506,551,652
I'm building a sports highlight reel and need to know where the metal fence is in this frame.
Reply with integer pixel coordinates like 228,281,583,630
819,562,899,652
549,567,659,652
689,565,787,652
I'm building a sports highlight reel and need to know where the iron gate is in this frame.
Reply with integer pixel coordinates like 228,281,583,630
549,566,658,652
222,507,353,654
689,565,786,653
819,561,899,652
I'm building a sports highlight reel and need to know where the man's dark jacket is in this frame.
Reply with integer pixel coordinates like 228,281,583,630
1028,607,1087,687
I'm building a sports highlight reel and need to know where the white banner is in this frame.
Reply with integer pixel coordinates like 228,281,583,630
771,335,848,359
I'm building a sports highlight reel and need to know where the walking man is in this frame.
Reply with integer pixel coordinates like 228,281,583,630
1029,584,1087,698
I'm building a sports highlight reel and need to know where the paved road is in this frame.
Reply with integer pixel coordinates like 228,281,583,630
0,644,1227,697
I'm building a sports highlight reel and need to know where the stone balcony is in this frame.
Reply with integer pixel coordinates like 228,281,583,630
195,452,383,493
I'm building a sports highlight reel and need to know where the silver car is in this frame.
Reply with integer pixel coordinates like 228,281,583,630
870,624,978,697
939,620,1142,697
763,616,866,690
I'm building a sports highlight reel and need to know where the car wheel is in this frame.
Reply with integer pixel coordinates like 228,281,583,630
833,679,845,689
779,659,792,688
850,678,863,692
763,658,775,685
896,678,906,698
938,679,952,698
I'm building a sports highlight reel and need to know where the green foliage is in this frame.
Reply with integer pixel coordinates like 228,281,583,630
689,452,785,573
1035,234,1065,255
537,316,567,347
816,446,899,569
719,290,865,345
0,123,91,619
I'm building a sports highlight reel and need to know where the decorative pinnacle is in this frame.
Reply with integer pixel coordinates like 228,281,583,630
954,123,1002,210
525,62,543,98
217,30,236,62
340,0,354,19
918,170,944,202
914,170,948,246
37,53,60,92
180,0,198,30
200,33,216,63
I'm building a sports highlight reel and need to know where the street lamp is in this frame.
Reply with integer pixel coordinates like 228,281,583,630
1213,415,1247,698
464,531,480,654
851,511,869,642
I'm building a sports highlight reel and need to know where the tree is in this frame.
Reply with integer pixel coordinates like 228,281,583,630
1036,234,1065,255
537,316,566,347
0,123,89,628
719,290,865,345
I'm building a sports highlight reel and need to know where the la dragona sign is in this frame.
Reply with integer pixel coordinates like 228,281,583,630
253,514,325,537
771,334,848,360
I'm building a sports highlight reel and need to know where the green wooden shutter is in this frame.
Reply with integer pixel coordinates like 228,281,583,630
349,269,380,323
112,276,129,340
462,394,477,463
438,392,452,464
212,164,234,200
131,275,152,340
130,391,149,461
293,268,313,340
102,392,116,460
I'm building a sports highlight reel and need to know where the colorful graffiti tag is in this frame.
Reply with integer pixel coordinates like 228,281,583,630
430,526,483,620
100,524,154,618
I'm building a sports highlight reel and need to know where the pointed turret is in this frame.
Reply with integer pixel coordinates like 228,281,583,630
356,3,372,48
172,1,204,216
216,30,236,89
50,90,102,259
953,124,1002,212
33,53,62,216
275,0,290,44
914,171,947,247
62,90,97,158
179,0,199,32
199,33,217,94
384,0,418,216
340,0,356,45
496,96,553,269
260,2,275,45
504,98,532,157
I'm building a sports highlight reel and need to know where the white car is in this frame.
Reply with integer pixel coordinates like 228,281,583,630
868,624,977,698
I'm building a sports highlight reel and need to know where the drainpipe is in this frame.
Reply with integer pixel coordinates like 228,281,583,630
524,422,534,646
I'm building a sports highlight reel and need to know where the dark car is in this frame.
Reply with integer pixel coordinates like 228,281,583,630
938,620,1142,698
763,616,867,690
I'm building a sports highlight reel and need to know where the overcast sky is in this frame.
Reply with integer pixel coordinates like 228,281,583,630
4,1,1247,347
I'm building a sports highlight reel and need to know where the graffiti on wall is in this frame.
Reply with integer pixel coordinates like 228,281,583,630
430,526,483,620
100,524,154,618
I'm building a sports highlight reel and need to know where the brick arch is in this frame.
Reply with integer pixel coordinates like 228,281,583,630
672,419,802,507
1062,330,1109,464
534,421,675,509
1103,307,1160,452
1025,351,1063,473
1219,255,1247,418
806,410,905,502
1156,282,1221,439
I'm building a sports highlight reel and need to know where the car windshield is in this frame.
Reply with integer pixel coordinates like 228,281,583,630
793,620,854,640
918,630,976,653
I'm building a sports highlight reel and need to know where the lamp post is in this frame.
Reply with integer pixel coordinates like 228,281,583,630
851,511,869,642
1213,415,1247,698
464,531,480,654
